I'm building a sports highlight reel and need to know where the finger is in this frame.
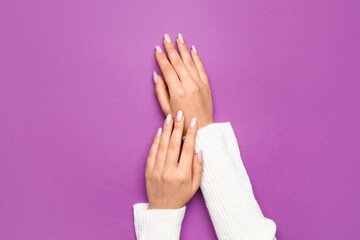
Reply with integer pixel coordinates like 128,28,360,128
163,33,193,85
176,33,201,81
146,128,162,171
191,45,209,85
179,117,198,170
164,110,184,169
155,45,181,91
154,114,173,169
153,71,171,115
191,150,204,194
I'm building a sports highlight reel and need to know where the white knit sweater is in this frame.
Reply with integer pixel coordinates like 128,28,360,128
133,123,276,240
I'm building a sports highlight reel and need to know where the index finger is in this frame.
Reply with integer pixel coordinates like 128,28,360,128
155,45,181,91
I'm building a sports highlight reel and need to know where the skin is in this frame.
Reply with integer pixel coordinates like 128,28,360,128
147,33,214,209
154,34,213,132
146,113,203,209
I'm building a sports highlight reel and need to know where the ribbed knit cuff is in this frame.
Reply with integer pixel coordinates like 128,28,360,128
133,203,186,240
195,123,276,240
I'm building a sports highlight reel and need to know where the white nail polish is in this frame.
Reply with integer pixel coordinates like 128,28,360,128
176,110,183,122
164,33,171,43
153,71,158,84
190,117,197,128
197,150,203,163
155,45,163,53
192,45,197,55
156,128,162,137
178,33,184,44
165,114,172,125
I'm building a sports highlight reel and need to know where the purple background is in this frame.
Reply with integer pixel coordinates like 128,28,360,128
1,0,359,239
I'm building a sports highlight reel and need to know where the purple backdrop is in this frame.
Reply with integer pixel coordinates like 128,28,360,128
1,0,360,239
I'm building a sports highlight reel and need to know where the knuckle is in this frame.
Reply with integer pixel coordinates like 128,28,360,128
163,64,173,74
152,173,161,182
173,59,184,69
168,142,178,151
155,85,162,94
147,149,155,158
177,173,187,183
190,85,200,93
184,58,194,66
174,121,183,130
183,142,194,154
161,173,173,182
176,88,185,97
157,144,167,154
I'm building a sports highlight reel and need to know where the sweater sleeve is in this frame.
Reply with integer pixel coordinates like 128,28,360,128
195,122,276,240
133,203,185,240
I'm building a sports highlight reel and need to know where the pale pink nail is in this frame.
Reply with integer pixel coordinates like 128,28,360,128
176,110,183,122
197,150,203,163
192,45,197,55
165,114,172,125
156,128,162,137
190,117,197,128
164,33,171,43
153,71,158,84
155,45,163,53
178,33,184,44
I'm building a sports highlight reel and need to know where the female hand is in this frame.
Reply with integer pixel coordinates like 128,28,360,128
153,33,213,132
145,110,203,209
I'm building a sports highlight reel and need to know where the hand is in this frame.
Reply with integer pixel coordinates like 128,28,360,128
153,33,213,133
145,110,203,209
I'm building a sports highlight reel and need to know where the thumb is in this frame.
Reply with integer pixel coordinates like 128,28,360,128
154,73,171,115
191,150,204,193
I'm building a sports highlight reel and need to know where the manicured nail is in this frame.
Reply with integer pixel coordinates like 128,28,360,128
190,117,197,128
176,110,183,121
156,128,162,138
165,114,172,125
178,33,184,44
197,150,203,163
192,45,197,55
164,33,171,43
155,45,163,53
153,71,158,84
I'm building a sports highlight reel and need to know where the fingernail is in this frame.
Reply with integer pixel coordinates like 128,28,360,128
197,150,203,163
164,33,171,43
176,110,183,122
192,45,197,55
155,45,163,53
153,71,158,84
190,117,197,128
178,33,184,44
165,114,172,125
156,128,162,137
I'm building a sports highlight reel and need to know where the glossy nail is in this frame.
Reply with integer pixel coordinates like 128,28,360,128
192,45,197,55
197,150,203,163
165,114,172,125
153,71,158,84
176,110,183,122
178,33,184,44
156,128,162,137
155,45,163,53
190,117,197,128
164,33,171,43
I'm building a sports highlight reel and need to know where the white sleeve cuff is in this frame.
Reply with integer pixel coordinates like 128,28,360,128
195,122,276,240
133,203,186,240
